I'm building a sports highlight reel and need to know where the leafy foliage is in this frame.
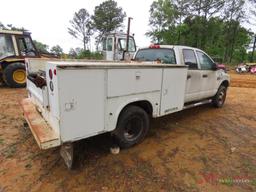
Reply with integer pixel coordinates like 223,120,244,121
68,8,93,51
33,40,49,53
68,48,103,60
92,0,126,36
147,0,255,64
0,22,27,31
50,45,63,56
0,22,6,30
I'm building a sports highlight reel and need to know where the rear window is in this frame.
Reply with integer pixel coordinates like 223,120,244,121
135,48,176,64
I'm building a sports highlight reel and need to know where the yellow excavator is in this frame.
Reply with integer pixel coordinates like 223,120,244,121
0,30,55,88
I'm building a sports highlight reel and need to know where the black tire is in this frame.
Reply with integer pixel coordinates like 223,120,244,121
3,62,26,88
113,105,150,149
212,85,227,108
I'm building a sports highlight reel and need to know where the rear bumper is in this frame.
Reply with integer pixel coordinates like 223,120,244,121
20,98,60,149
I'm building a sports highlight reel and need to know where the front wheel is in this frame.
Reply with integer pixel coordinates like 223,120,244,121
3,62,26,88
212,85,227,108
113,105,150,148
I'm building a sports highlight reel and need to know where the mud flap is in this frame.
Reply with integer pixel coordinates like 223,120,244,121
60,142,76,169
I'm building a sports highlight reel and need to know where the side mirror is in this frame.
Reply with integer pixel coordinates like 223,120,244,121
212,63,218,70
213,63,226,71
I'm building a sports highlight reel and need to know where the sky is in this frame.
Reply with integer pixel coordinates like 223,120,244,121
0,0,154,52
1,0,255,53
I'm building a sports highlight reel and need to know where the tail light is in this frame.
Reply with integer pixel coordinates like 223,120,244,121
54,69,57,75
149,44,160,49
49,69,53,79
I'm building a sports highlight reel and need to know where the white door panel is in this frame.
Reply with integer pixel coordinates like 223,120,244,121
160,68,187,115
200,70,217,99
184,70,202,103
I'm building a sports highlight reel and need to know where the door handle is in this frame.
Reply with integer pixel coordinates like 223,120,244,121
187,75,191,79
135,71,141,79
202,74,208,78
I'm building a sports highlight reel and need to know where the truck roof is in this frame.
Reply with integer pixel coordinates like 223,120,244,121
140,45,199,50
0,29,31,35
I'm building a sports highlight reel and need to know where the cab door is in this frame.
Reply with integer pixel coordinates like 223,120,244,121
182,49,202,103
195,50,218,98
16,35,39,57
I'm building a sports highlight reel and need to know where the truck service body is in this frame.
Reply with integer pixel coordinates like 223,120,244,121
21,45,230,168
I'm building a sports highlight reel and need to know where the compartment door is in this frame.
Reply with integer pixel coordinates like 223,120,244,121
160,68,187,116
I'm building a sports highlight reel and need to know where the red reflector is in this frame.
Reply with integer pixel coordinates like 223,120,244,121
54,69,57,75
49,69,53,79
149,44,160,49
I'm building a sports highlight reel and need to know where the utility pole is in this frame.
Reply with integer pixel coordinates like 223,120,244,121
126,17,132,53
251,35,256,63
122,17,133,60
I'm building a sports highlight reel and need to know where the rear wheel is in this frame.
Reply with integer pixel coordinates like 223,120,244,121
3,62,26,88
212,85,227,108
113,105,150,148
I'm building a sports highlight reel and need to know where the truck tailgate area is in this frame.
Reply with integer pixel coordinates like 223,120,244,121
21,98,60,149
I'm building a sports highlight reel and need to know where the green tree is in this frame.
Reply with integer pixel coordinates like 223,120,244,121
147,0,252,64
68,8,93,51
146,0,177,43
222,0,246,62
173,0,190,43
6,24,27,31
50,45,63,56
0,22,27,31
33,40,49,53
190,0,225,19
68,48,78,58
0,22,6,30
92,0,126,38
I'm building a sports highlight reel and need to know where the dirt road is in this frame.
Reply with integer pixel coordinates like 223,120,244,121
0,73,256,192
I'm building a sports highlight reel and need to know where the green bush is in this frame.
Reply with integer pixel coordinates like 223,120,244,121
77,50,103,60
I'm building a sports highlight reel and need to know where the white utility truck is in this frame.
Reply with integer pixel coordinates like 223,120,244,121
21,45,229,169
99,32,136,61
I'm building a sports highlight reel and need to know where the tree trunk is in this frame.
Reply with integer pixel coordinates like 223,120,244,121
83,37,86,51
251,36,256,62
229,23,239,63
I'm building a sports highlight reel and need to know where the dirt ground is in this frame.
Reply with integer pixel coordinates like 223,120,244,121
0,72,256,192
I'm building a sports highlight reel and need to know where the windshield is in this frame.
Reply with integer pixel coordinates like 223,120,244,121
0,34,15,59
135,48,176,64
118,37,136,52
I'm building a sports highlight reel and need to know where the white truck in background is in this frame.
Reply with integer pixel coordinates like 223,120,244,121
99,18,137,61
99,32,136,61
21,45,229,169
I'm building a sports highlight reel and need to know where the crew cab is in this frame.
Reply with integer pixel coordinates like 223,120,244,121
134,45,229,105
21,46,229,168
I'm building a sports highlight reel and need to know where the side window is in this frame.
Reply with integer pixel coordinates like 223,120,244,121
102,38,107,51
118,39,126,51
196,51,214,70
107,38,113,51
183,49,198,69
0,34,15,58
17,36,36,56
